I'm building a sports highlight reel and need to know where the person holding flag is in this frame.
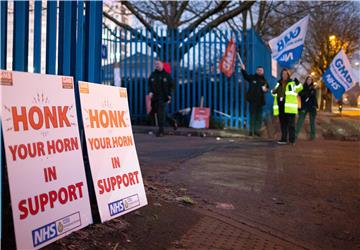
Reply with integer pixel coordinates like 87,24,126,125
272,69,303,145
295,76,318,140
240,64,269,136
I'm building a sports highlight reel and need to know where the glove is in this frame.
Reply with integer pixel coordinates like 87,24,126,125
294,78,300,85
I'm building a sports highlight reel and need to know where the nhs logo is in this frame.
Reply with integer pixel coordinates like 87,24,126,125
32,222,58,247
32,212,81,247
109,194,140,217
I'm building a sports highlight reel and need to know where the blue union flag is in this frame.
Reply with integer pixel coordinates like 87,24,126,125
269,15,309,68
322,49,355,100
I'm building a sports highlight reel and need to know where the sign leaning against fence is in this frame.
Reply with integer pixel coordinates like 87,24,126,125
79,82,147,222
269,15,309,68
0,71,93,249
322,49,355,100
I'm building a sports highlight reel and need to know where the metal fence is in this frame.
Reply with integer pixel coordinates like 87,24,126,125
0,1,103,83
0,1,103,241
101,25,279,128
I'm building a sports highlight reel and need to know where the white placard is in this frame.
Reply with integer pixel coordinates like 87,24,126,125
79,82,147,222
0,71,93,249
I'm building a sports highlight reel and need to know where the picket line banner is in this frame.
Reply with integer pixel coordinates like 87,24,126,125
269,15,309,68
79,82,147,222
219,38,237,78
0,71,93,249
322,49,355,100
189,107,211,129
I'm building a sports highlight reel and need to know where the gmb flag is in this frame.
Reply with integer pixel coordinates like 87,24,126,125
322,49,355,100
269,15,309,68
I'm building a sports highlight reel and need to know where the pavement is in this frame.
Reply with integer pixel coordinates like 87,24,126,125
5,112,358,250
128,134,360,250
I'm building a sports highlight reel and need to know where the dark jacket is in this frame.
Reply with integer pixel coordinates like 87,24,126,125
298,83,318,112
149,69,174,102
241,69,269,106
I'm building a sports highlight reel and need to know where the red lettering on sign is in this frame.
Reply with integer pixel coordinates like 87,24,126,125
8,141,46,161
18,182,84,220
89,109,126,128
11,106,71,131
97,171,140,195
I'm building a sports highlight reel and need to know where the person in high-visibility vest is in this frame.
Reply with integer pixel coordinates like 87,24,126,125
271,68,303,145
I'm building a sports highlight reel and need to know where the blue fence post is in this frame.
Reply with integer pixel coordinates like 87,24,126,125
139,29,144,116
86,1,102,83
192,31,196,108
13,1,29,71
208,31,212,112
76,0,84,82
230,30,234,127
197,30,201,107
134,29,139,117
181,30,185,110
203,31,207,108
33,0,42,73
213,30,217,120
170,29,175,113
235,31,240,128
186,29,191,109
46,1,57,74
224,30,229,126
0,1,7,69
145,28,149,101
176,30,180,111
57,1,64,74
58,1,73,76
129,28,133,113
124,28,128,90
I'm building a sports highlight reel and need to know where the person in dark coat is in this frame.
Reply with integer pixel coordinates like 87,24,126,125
241,64,270,136
295,76,318,140
148,60,177,137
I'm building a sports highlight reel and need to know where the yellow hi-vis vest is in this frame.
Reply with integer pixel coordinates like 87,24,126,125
271,81,303,116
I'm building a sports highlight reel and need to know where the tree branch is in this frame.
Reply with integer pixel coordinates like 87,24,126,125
103,11,161,55
121,1,155,31
174,1,189,24
179,1,254,57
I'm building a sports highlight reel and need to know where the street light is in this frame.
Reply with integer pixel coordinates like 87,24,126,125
329,35,336,41
311,71,316,76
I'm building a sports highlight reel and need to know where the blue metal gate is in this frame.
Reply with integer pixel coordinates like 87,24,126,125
101,24,279,128
0,0,103,243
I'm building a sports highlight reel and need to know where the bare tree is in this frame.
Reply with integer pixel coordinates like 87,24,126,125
258,1,360,112
103,1,255,59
